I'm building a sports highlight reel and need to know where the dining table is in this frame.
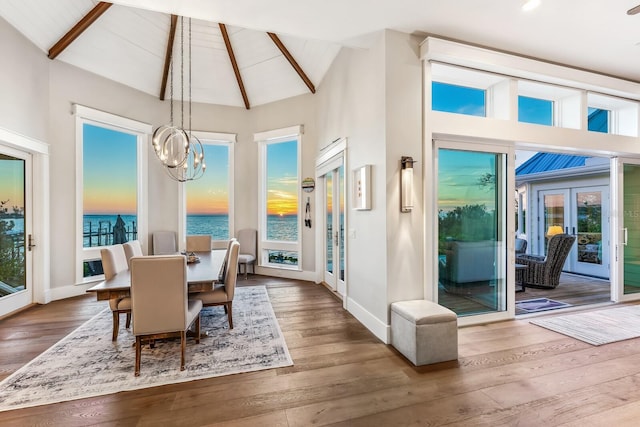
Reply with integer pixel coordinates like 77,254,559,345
86,250,226,302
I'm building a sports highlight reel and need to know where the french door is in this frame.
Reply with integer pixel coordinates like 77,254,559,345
538,185,609,278
0,145,33,317
322,165,345,296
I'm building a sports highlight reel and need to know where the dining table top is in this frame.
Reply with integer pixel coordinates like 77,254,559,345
86,250,226,299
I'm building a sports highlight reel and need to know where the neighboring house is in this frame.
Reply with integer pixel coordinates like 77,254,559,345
516,153,610,279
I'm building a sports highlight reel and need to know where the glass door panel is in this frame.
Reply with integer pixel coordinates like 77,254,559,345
0,148,31,317
322,165,346,296
324,172,335,291
437,148,507,316
622,163,640,296
542,191,567,253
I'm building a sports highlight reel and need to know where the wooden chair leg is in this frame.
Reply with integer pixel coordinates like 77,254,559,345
112,311,119,341
180,331,186,371
195,314,201,344
125,312,131,328
135,336,142,376
227,301,233,329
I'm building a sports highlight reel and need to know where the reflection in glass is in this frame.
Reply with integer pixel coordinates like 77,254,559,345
576,191,602,265
326,172,333,273
437,149,506,316
623,164,640,294
0,154,26,298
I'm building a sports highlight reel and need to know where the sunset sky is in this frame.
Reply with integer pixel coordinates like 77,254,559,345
266,140,298,216
83,124,137,215
187,143,229,214
0,156,25,213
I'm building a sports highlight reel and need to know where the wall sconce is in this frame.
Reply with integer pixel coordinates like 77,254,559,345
401,156,415,212
546,225,564,237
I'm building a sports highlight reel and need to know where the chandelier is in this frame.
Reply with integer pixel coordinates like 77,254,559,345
152,17,206,182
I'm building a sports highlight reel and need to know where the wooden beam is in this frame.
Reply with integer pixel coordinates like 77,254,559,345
48,2,113,60
219,23,250,110
267,32,316,94
160,15,178,101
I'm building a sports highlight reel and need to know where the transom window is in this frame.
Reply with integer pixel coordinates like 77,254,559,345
518,96,553,126
432,82,486,117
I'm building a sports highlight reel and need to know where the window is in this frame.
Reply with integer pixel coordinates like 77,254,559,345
588,108,610,133
432,82,486,117
75,105,149,283
255,126,302,270
183,132,235,242
518,96,553,126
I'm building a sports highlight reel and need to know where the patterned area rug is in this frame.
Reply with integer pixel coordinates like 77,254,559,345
516,298,571,313
0,285,292,412
530,305,640,346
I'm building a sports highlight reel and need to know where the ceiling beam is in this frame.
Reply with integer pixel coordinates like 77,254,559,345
219,23,250,110
159,15,178,101
48,2,113,60
267,32,316,94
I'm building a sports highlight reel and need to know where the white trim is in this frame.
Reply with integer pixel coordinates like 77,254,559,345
73,104,152,134
0,127,49,155
421,37,640,101
254,125,303,142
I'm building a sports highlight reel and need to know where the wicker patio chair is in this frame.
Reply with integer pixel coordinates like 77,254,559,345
516,234,576,289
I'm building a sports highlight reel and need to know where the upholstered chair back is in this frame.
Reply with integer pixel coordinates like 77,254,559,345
101,245,128,280
130,255,188,336
223,241,240,301
186,234,212,252
152,231,178,255
123,240,143,268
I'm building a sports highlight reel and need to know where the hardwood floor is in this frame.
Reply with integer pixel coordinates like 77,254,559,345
1,275,640,426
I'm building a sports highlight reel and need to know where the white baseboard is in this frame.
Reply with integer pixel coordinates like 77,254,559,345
346,296,390,344
48,283,92,302
254,267,316,282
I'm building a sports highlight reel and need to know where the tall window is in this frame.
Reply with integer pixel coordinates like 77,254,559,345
184,132,235,241
256,126,302,270
75,105,149,283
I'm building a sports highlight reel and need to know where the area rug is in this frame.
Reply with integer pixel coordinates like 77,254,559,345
530,305,640,346
516,297,571,313
0,285,293,412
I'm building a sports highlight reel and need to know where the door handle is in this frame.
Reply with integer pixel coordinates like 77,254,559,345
28,234,36,251
623,228,628,246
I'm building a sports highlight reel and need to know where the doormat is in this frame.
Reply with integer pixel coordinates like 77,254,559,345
516,298,571,313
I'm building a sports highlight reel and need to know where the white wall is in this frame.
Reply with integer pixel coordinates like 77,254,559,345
315,30,424,342
0,17,49,141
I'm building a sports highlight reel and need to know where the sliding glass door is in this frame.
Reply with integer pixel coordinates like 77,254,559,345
616,159,640,299
436,143,510,318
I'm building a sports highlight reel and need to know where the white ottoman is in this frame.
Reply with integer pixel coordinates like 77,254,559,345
390,300,458,366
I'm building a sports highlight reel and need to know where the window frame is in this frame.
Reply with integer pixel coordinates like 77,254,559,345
178,131,236,249
74,105,150,284
255,125,303,271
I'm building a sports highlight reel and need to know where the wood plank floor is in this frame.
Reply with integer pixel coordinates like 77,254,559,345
2,275,640,426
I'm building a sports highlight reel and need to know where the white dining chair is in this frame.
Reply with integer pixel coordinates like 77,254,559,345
152,231,178,255
100,244,131,341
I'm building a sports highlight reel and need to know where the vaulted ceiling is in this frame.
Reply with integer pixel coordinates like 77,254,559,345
2,1,640,109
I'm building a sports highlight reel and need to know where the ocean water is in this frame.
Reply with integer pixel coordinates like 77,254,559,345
81,214,298,247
